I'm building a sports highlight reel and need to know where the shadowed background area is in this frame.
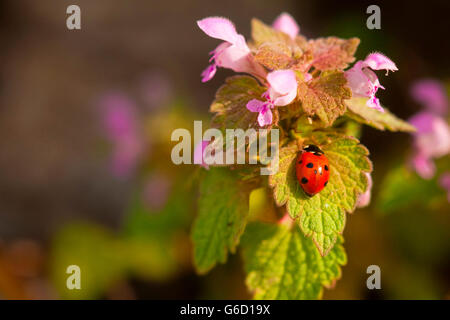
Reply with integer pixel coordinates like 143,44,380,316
0,0,448,299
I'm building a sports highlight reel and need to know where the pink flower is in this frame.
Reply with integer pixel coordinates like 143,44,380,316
246,70,298,127
411,153,435,180
272,13,299,40
409,112,450,179
410,112,450,159
411,79,448,116
102,94,138,141
194,140,210,169
439,172,450,203
197,17,265,82
345,52,398,112
357,172,373,208
100,93,144,178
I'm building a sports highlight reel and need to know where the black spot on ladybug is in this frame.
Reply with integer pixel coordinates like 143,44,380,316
324,165,329,171
324,181,328,187
314,169,317,174
301,177,308,184
306,162,314,168
298,160,302,164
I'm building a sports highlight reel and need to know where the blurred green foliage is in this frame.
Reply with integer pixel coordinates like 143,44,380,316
377,165,447,214
377,159,449,214
50,99,201,299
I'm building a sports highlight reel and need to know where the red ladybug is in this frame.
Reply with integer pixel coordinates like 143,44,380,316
296,145,330,197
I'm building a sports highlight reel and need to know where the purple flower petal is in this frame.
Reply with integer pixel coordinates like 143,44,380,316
345,53,397,111
411,79,448,115
214,41,252,73
411,153,435,179
366,96,384,112
363,52,398,73
267,69,297,95
409,111,450,159
110,134,143,178
197,16,265,82
201,64,217,82
345,62,370,96
100,94,138,140
257,107,273,127
194,140,210,169
409,112,436,133
272,13,299,40
267,70,298,106
197,17,239,44
100,93,144,178
246,99,265,112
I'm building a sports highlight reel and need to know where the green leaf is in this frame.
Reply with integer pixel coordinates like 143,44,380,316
345,97,416,132
241,222,346,299
211,75,266,131
269,133,372,255
192,167,250,274
297,70,352,127
308,37,360,71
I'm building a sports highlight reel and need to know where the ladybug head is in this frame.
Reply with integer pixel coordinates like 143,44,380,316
303,144,324,155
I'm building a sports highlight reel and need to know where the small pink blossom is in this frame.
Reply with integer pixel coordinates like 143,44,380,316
411,79,448,116
272,13,299,40
410,112,450,159
409,112,450,179
194,140,210,169
439,172,450,203
345,52,398,112
246,70,298,127
411,153,435,180
100,93,144,178
197,17,266,82
357,172,373,208
102,94,138,140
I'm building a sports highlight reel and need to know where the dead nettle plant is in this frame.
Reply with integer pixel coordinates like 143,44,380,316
191,13,415,299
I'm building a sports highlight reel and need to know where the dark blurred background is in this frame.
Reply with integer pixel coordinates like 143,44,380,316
0,0,448,299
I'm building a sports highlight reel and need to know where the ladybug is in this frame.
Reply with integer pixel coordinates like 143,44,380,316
296,145,330,197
